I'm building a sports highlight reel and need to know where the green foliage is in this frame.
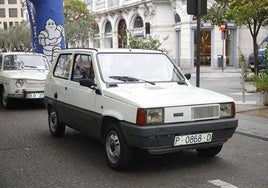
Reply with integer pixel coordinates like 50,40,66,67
0,22,31,51
203,0,268,27
227,0,268,27
127,32,169,53
202,0,230,26
255,72,268,91
64,0,94,47
239,48,251,81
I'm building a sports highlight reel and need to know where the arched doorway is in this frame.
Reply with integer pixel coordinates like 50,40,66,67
118,19,127,48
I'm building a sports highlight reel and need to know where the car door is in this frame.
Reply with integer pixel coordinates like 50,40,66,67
50,53,73,123
63,53,99,137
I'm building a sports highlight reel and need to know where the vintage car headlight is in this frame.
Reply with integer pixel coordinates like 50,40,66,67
220,102,236,118
136,108,164,125
15,79,24,88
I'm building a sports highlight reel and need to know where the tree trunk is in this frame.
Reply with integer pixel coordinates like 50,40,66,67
253,35,259,75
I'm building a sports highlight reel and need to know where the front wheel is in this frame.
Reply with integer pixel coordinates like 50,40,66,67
1,89,12,109
48,107,65,137
196,145,223,157
104,123,132,171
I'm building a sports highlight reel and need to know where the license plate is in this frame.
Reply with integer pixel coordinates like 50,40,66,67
174,132,213,146
27,93,44,99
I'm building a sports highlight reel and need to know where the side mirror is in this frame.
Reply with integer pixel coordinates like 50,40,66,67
79,79,96,88
184,73,191,80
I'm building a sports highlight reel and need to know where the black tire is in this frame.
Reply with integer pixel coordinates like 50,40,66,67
1,89,12,109
196,145,223,157
104,123,132,171
48,107,65,137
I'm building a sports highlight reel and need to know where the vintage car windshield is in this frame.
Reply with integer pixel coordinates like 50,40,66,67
3,54,50,71
97,53,185,84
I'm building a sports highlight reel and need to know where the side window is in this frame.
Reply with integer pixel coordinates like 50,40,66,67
71,54,94,82
53,54,72,79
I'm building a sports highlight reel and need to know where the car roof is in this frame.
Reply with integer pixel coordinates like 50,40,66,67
58,48,164,54
0,52,46,56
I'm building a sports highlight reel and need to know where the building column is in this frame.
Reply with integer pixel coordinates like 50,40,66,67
179,21,192,70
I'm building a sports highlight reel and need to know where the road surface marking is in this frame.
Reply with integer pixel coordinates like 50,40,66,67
208,179,239,188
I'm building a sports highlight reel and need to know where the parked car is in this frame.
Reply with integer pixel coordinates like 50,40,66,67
0,52,50,108
248,36,268,72
44,48,238,170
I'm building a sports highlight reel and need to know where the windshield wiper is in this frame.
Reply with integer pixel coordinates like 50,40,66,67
24,65,38,69
109,76,155,85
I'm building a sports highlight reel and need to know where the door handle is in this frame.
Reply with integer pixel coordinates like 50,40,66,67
54,92,58,99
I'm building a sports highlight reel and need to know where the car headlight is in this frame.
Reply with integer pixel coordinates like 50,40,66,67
220,102,236,118
15,79,24,88
136,108,164,125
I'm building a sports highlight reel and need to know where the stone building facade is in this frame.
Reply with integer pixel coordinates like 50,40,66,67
90,0,268,70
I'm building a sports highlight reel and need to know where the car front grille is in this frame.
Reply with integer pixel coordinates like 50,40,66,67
25,80,45,90
191,105,219,120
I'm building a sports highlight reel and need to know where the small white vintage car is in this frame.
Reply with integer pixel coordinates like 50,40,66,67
44,48,238,170
0,52,50,108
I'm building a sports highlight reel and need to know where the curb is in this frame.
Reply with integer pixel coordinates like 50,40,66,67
235,131,268,142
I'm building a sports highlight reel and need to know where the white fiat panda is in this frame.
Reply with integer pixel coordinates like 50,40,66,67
44,48,238,170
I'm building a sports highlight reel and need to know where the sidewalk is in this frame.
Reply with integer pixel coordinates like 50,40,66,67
185,67,268,141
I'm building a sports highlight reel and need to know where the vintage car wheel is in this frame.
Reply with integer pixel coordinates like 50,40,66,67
1,89,12,109
104,123,132,171
196,145,223,157
48,107,65,137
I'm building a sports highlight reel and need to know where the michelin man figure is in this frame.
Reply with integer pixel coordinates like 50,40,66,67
38,19,65,63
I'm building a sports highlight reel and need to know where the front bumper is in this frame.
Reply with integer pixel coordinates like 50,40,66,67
120,118,238,154
7,89,44,99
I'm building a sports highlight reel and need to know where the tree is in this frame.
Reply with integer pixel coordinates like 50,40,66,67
203,0,268,75
64,0,94,47
126,32,169,53
0,22,31,52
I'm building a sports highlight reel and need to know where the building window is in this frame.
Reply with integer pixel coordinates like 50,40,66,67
105,21,113,48
105,21,112,33
8,0,17,4
0,8,5,17
134,16,143,28
9,22,13,27
132,15,144,37
0,0,4,4
175,13,181,24
9,8,18,18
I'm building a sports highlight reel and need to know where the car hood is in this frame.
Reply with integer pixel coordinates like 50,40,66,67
2,70,48,80
103,83,234,108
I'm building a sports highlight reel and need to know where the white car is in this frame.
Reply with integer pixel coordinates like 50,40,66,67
0,52,50,108
44,48,238,170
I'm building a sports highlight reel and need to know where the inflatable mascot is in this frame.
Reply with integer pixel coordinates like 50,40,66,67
26,0,65,63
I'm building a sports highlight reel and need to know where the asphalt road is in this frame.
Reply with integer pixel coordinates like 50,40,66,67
0,102,268,188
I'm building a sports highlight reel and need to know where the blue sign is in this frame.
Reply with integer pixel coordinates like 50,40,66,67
26,0,65,63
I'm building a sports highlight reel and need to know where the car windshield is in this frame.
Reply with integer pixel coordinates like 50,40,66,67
3,54,50,71
259,40,268,50
97,52,185,84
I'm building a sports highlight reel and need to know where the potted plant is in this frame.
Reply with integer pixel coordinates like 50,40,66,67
255,73,268,105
